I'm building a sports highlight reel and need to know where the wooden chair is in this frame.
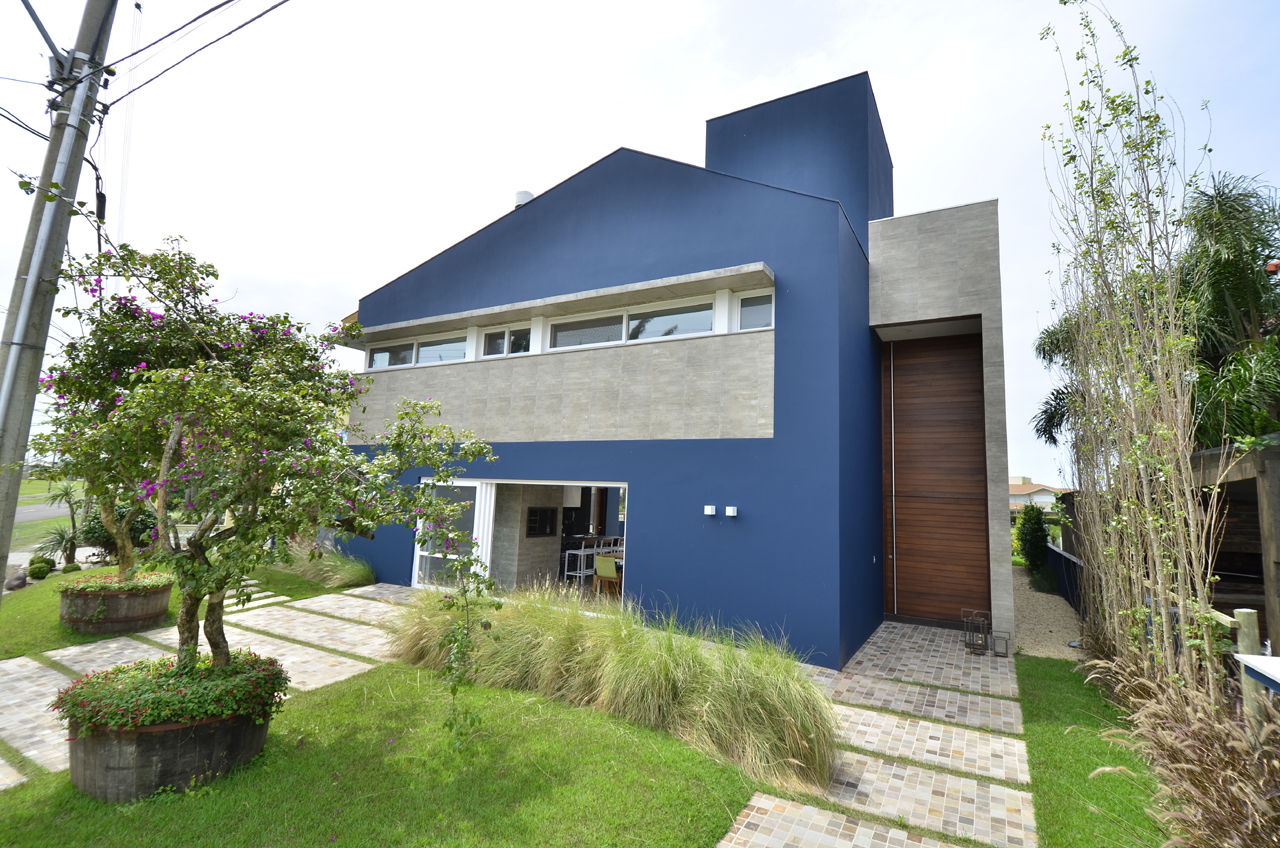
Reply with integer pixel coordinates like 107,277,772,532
593,555,621,597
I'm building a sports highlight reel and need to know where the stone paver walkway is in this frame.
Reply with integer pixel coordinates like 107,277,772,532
829,752,1035,848
227,605,393,660
841,622,1019,698
345,583,417,605
45,636,169,675
140,625,373,691
752,621,1034,848
833,703,1029,784
288,593,403,626
0,657,74,773
803,663,1024,734
718,792,962,848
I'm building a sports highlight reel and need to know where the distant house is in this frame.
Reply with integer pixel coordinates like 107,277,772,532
340,74,1013,669
1009,476,1068,522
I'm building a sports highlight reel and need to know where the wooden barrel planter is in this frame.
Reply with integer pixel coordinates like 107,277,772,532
60,583,172,634
69,714,270,802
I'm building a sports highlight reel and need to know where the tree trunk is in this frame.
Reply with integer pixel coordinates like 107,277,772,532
176,591,201,673
204,589,230,667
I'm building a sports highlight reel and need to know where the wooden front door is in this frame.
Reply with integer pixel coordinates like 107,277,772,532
882,335,990,622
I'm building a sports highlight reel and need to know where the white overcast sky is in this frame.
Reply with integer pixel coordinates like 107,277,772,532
1,0,1276,487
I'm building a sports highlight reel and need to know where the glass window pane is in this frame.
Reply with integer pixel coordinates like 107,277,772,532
508,327,531,353
417,336,467,364
550,315,623,348
369,343,414,368
483,331,505,356
423,485,475,558
628,303,713,340
739,294,773,330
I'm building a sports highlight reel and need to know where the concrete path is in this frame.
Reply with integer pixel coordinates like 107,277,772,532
719,622,1036,848
0,584,405,792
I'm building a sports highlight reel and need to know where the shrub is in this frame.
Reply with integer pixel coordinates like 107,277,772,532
1108,664,1280,846
61,562,81,574
28,562,52,580
391,586,836,791
276,541,375,588
80,504,157,556
51,650,289,732
29,555,55,567
1015,505,1050,577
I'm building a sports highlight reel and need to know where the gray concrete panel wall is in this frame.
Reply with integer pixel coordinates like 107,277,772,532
869,200,1015,641
490,484,564,589
351,332,774,443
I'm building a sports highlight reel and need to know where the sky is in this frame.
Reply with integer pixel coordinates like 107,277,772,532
1,0,1277,487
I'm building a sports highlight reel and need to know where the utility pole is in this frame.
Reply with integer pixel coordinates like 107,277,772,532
0,0,118,614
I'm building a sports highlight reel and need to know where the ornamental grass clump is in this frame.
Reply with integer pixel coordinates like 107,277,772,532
51,650,289,732
390,585,836,791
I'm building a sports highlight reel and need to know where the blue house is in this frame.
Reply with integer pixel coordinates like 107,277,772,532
342,74,1014,669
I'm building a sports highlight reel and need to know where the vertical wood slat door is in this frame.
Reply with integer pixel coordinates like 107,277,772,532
883,335,990,622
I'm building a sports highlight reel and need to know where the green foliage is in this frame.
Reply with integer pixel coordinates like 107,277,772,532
33,524,78,566
1015,504,1050,576
391,585,836,792
28,555,54,568
1018,656,1164,848
79,502,156,554
61,562,81,574
1,665,752,848
56,570,174,594
51,650,288,732
26,562,51,580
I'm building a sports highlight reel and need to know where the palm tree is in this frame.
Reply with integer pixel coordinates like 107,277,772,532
1033,173,1280,448
44,481,81,565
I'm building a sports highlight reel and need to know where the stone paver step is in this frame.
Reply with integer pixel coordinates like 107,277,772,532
834,703,1029,784
0,756,25,791
841,622,1019,698
803,665,1024,734
229,605,393,660
718,792,961,848
140,625,373,691
0,656,73,772
288,594,402,627
827,750,1036,848
344,583,418,606
226,593,284,612
45,637,169,676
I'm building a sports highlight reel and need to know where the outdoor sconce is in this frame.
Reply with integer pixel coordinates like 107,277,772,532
703,505,716,516
725,506,738,517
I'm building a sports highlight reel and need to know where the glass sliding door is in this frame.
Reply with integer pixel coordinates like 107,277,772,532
412,480,495,587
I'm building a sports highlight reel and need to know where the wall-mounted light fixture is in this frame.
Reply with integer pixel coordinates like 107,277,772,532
724,506,738,517
703,504,716,516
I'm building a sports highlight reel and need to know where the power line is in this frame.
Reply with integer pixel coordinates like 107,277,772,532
0,106,48,141
0,75,46,87
64,0,241,90
106,0,296,108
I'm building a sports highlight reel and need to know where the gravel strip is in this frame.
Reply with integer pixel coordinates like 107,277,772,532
1013,565,1085,661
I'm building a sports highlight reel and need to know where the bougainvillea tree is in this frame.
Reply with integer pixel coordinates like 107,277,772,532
35,240,493,673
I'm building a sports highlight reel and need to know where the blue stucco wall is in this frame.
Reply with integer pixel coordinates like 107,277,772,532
349,101,890,668
704,73,893,251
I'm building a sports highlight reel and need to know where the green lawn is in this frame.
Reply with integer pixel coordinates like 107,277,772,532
9,517,69,552
0,663,754,847
0,566,336,660
1017,655,1166,848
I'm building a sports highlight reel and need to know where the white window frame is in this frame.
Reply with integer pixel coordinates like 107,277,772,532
732,288,775,332
367,341,416,370
545,293,717,352
411,479,496,588
480,324,534,358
